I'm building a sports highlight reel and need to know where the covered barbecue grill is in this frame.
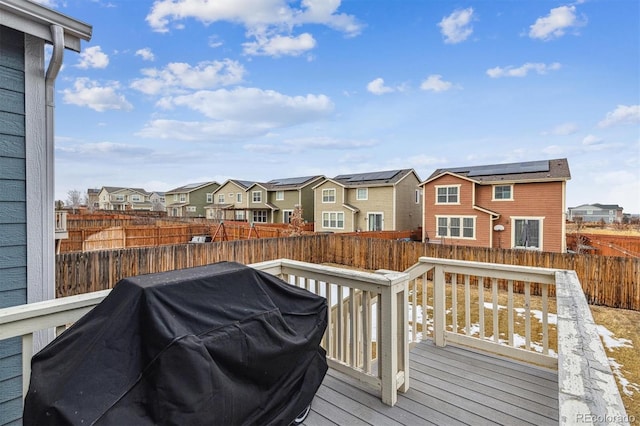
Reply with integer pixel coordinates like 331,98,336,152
24,262,328,425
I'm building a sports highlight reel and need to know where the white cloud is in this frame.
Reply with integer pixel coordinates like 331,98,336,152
137,119,269,141
244,136,376,154
487,62,561,78
243,33,316,57
529,5,585,41
598,105,640,128
56,142,152,157
76,46,109,69
544,122,578,136
130,59,245,95
438,7,474,44
159,87,333,124
582,134,603,145
420,75,455,92
367,78,394,95
542,145,569,156
62,78,132,112
208,35,224,48
145,0,363,50
135,48,155,61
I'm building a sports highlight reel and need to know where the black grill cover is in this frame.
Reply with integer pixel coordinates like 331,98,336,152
24,262,328,425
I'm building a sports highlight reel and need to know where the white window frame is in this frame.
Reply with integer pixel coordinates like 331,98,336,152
206,193,213,203
415,189,421,204
435,215,476,239
186,206,196,212
276,191,285,201
173,194,178,202
115,195,124,201
235,210,245,221
131,195,141,202
322,211,344,229
322,188,336,203
252,210,267,223
218,194,225,203
252,191,262,203
511,216,544,250
236,193,242,203
283,209,293,224
435,184,460,205
493,184,513,201
356,188,368,201
367,212,383,231
179,194,186,203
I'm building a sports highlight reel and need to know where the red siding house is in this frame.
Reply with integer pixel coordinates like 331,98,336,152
420,158,571,253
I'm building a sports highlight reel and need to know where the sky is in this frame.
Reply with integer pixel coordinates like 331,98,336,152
38,0,640,212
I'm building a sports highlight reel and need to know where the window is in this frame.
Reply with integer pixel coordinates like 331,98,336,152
322,188,336,203
367,213,383,231
276,191,284,201
436,185,459,204
236,193,242,203
131,195,141,202
436,216,475,239
283,210,293,223
415,189,421,204
179,194,186,202
115,195,124,201
493,185,513,200
186,206,196,212
235,211,245,221
206,193,213,203
513,218,542,250
218,194,225,203
252,191,262,203
173,194,178,202
252,210,267,223
356,188,368,200
322,212,344,229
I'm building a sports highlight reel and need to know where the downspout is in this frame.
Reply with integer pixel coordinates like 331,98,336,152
46,25,64,257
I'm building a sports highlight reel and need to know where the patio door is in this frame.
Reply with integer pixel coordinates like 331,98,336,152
368,213,383,231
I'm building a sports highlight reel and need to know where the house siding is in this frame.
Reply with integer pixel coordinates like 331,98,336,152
0,25,27,425
299,186,316,223
394,173,422,231
314,181,350,232
347,186,394,231
425,174,565,252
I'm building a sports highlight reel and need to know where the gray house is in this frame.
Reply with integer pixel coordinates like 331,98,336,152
568,203,624,223
0,1,91,422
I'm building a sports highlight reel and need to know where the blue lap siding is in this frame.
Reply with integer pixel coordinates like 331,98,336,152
0,25,27,425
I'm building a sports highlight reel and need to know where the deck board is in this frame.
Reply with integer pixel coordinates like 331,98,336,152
304,340,559,426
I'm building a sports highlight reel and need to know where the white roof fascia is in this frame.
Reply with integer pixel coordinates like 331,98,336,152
0,0,92,52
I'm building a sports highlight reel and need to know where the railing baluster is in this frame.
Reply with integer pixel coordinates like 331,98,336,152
451,274,457,333
542,283,549,355
525,281,531,350
349,288,356,367
508,280,514,347
478,276,485,339
421,272,427,339
363,291,372,373
22,334,33,402
492,278,499,343
464,275,471,335
337,284,344,362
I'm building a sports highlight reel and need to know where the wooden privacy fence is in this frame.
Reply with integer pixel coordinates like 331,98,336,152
56,234,640,310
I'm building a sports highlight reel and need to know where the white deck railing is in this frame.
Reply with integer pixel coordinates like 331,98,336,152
54,210,68,239
0,257,628,421
405,256,559,368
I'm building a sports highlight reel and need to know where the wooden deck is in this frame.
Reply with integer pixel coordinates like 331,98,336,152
304,340,559,426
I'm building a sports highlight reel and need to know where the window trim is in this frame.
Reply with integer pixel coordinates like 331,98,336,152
252,191,262,203
435,215,476,239
217,194,225,203
511,216,544,250
252,209,267,223
356,187,368,201
322,211,345,229
283,209,294,224
435,184,460,205
322,188,336,203
492,184,513,201
206,193,213,203
276,191,285,201
236,193,242,203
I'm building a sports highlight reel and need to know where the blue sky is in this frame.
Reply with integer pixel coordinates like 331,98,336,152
41,0,639,212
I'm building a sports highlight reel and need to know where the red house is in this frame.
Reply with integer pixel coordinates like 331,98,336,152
420,158,571,252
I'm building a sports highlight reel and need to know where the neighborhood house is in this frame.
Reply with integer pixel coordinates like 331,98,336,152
420,158,571,253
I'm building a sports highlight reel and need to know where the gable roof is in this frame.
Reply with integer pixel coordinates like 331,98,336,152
330,169,418,188
570,203,623,210
166,181,218,194
424,158,571,184
263,175,324,191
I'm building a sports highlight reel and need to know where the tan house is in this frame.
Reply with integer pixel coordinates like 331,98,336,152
420,158,571,252
205,179,256,221
97,187,153,211
313,169,422,233
166,182,220,217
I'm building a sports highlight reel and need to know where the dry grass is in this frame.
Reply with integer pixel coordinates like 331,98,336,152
566,223,640,236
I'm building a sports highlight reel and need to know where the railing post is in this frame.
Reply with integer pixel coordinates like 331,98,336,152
433,265,446,347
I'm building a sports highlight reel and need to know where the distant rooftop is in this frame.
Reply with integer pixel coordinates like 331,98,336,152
333,169,415,187
427,158,570,183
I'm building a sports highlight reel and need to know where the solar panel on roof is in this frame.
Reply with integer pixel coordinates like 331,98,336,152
268,176,313,186
466,160,549,177
336,170,399,182
182,182,208,189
